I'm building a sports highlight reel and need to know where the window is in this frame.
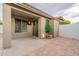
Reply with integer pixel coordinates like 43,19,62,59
21,20,27,32
15,19,21,32
15,19,27,32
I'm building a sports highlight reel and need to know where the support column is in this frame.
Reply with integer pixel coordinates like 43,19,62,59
38,17,46,38
53,19,59,37
50,19,59,38
3,4,12,48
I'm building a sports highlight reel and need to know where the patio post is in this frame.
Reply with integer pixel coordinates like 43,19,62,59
50,18,59,38
53,19,59,37
38,17,46,38
3,4,12,48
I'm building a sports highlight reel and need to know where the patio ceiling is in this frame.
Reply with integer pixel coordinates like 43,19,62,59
12,9,39,21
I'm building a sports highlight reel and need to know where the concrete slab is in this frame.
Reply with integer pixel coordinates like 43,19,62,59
0,37,79,56
3,38,49,56
26,37,79,56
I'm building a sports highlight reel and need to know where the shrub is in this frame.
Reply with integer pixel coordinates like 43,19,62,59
45,20,52,34
0,20,3,25
59,18,71,25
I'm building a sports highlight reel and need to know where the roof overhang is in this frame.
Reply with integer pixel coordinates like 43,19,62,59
12,9,39,21
6,3,52,19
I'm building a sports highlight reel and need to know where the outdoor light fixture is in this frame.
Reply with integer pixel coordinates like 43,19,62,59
26,20,32,25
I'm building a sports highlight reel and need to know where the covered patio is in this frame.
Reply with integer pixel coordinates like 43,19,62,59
3,3,56,49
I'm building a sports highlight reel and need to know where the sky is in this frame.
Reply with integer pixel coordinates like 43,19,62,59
29,3,79,23
29,3,75,16
0,3,79,23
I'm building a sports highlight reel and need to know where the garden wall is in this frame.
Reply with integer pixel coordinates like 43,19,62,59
59,22,79,40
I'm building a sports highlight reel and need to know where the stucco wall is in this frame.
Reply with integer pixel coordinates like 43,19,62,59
3,4,47,39
11,17,33,39
38,17,46,38
2,4,48,48
59,23,79,39
3,4,12,48
53,20,59,37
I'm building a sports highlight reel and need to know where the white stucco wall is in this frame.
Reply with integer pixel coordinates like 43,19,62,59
59,22,79,39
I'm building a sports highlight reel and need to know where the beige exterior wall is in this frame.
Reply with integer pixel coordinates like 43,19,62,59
11,5,47,39
53,20,59,37
38,17,46,38
3,4,47,39
3,4,12,48
3,4,47,48
11,17,46,39
11,18,33,39
10,4,47,39
49,19,59,37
